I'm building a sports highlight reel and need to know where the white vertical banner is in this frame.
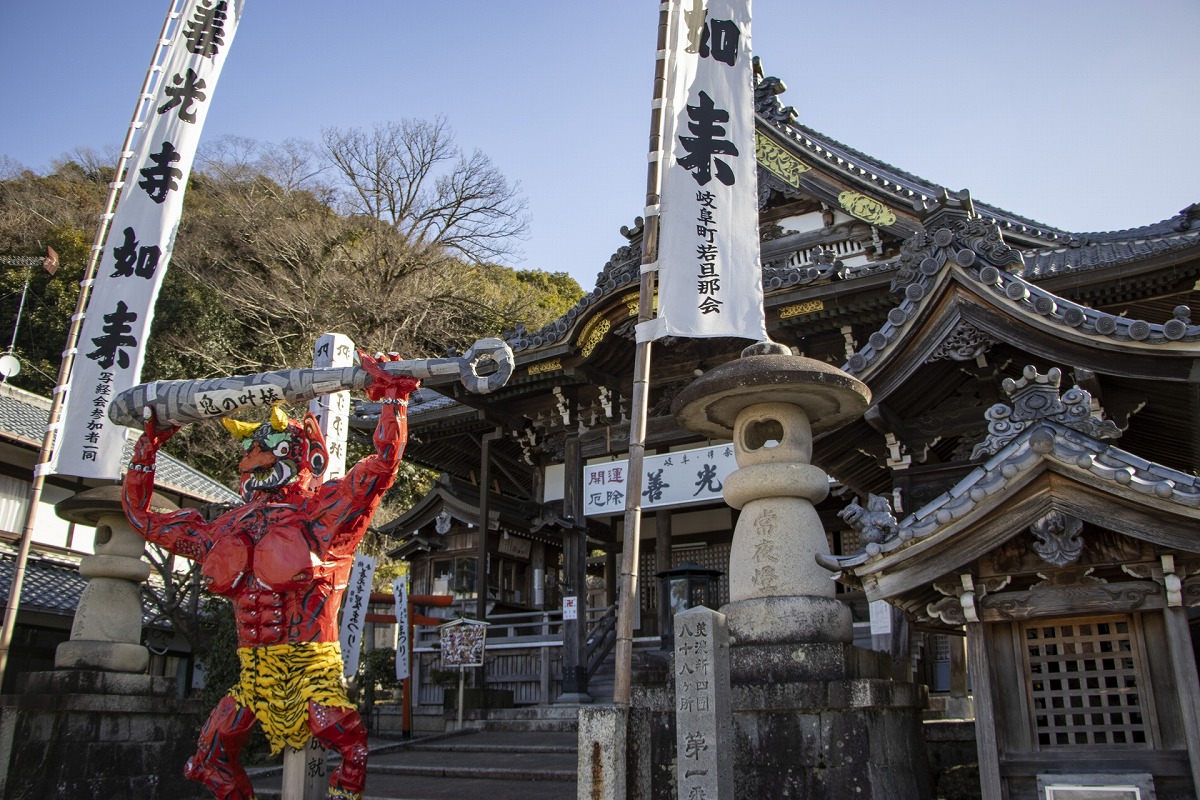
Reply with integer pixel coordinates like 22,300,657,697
340,553,376,677
640,0,766,343
308,333,355,483
392,575,410,681
50,0,245,479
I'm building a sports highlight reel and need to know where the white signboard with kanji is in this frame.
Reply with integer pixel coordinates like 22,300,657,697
583,443,736,517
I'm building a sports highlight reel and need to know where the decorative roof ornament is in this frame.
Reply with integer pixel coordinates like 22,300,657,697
892,208,1026,298
1176,202,1200,232
838,493,900,546
928,321,996,363
752,58,797,124
971,365,1122,459
1028,510,1085,567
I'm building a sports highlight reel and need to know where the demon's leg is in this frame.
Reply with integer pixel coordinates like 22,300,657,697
185,694,260,800
308,702,369,800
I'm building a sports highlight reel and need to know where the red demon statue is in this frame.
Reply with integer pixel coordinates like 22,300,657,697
122,352,417,800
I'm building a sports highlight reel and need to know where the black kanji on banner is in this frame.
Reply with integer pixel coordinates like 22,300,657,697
158,68,208,123
184,1,229,57
87,301,139,370
700,18,740,66
678,92,739,187
138,142,184,204
110,227,161,279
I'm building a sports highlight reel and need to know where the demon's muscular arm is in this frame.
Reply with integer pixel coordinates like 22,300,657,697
309,352,420,559
122,410,214,560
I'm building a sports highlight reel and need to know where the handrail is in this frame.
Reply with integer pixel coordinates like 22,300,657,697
585,604,619,676
411,605,613,652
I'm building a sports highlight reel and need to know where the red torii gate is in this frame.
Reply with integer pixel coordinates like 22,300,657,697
365,591,454,737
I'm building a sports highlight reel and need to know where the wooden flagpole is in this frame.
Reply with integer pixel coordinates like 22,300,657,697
0,0,187,688
613,0,675,709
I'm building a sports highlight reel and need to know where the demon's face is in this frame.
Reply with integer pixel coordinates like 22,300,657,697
225,407,327,499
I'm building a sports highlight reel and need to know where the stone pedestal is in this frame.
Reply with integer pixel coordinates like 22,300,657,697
0,671,203,800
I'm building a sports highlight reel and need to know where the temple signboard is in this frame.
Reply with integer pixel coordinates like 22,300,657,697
583,443,736,517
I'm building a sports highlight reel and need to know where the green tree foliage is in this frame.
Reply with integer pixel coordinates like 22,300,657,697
0,154,111,394
0,124,583,485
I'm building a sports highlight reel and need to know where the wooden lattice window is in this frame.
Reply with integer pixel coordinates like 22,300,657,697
1023,615,1150,748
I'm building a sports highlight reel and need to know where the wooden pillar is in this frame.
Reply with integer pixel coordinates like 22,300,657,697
476,428,502,623
561,432,590,700
965,622,1002,800
655,509,673,645
1163,606,1200,793
949,631,968,699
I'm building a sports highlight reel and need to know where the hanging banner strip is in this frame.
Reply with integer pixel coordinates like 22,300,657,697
50,0,246,479
647,0,767,343
393,576,410,681
340,554,377,677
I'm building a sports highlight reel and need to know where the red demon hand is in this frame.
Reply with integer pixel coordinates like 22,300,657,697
132,407,180,466
358,351,421,403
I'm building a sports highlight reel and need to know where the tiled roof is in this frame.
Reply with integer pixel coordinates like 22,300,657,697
0,547,86,616
0,384,241,505
1021,227,1200,280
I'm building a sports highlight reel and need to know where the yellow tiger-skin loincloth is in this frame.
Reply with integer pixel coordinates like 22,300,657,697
229,641,355,754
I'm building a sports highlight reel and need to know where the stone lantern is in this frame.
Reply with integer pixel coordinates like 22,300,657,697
3,486,204,800
53,484,178,673
673,341,869,647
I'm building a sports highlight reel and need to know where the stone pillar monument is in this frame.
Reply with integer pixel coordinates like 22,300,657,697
658,341,931,798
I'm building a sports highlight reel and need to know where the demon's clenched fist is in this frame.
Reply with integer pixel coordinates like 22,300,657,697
122,352,417,800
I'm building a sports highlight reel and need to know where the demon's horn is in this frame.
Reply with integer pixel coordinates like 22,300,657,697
221,417,259,441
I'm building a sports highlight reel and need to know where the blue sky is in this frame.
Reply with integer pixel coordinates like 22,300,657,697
2,1,1197,291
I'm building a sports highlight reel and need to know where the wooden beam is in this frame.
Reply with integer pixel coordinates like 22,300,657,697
979,581,1165,622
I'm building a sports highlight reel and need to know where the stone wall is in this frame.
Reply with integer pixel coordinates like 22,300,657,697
0,671,204,800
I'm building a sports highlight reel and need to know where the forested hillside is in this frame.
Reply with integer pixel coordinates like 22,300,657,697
0,120,583,480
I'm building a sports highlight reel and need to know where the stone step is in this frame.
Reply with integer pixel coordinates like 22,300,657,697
252,730,579,799
476,715,579,732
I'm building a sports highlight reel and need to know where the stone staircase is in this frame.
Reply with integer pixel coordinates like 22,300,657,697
468,703,581,732
252,726,578,800
249,644,670,798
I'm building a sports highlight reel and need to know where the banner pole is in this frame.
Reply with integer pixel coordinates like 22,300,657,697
0,0,186,689
613,0,674,710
